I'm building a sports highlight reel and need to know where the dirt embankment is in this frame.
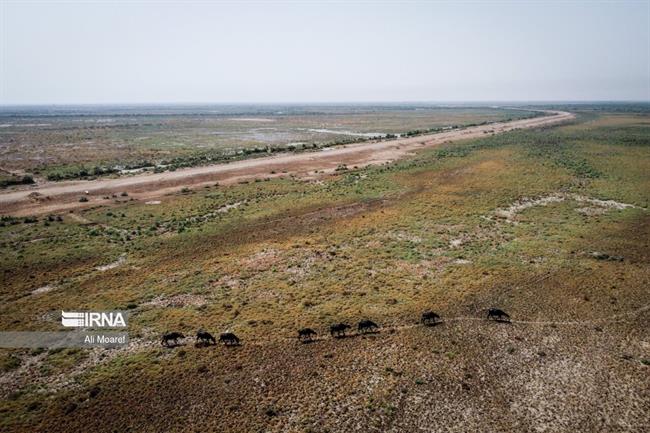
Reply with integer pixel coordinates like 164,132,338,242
0,111,574,216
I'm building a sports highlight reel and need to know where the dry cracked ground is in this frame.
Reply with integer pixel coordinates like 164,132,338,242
0,109,649,432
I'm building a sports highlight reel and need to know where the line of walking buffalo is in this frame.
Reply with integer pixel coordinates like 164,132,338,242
161,308,511,347
161,331,240,347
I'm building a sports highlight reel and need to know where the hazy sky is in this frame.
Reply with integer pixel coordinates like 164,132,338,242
1,1,648,104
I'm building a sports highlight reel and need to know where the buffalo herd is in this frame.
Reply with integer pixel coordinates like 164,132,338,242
162,308,511,347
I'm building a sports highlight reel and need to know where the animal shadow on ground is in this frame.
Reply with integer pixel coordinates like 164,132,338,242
298,328,318,343
162,342,185,349
333,333,351,339
357,319,380,335
161,332,185,348
219,332,241,346
330,323,352,339
487,308,511,323
422,320,442,327
194,341,215,348
421,311,442,327
195,330,217,347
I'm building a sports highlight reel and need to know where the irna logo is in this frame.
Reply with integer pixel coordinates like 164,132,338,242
61,311,127,328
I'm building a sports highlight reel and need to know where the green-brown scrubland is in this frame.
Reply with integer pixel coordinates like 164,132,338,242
1,109,649,432
0,106,534,181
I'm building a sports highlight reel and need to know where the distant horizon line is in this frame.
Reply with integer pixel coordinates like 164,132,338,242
1,99,649,107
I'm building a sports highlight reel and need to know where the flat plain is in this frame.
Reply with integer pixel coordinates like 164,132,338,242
0,105,533,181
0,105,649,432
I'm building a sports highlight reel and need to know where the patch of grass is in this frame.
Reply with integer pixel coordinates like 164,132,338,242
1,110,650,433
0,352,21,372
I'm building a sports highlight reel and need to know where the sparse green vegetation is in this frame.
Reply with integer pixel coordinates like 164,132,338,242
0,107,648,433
0,174,34,188
0,106,537,181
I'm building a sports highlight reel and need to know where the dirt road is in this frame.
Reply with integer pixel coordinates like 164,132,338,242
0,110,574,216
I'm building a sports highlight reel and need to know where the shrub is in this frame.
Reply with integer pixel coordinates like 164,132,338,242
0,174,35,188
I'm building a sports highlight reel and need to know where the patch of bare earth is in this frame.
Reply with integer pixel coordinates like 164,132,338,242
95,254,127,271
0,111,574,217
0,338,157,400
25,311,648,433
30,285,55,296
494,193,643,224
142,293,208,308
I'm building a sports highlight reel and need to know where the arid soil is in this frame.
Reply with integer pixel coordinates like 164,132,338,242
3,109,646,433
0,111,573,216
21,308,650,433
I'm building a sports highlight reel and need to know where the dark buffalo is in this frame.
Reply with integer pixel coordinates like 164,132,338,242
161,332,185,347
421,311,441,326
219,332,240,346
196,330,216,345
330,323,351,338
487,308,510,322
298,328,317,342
358,319,379,334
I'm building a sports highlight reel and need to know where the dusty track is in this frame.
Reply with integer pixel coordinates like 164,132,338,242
0,110,574,216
